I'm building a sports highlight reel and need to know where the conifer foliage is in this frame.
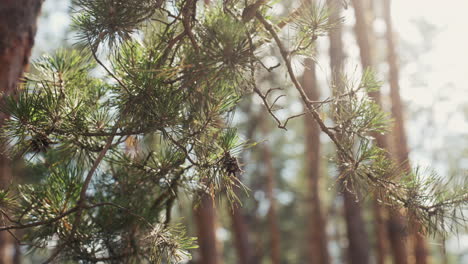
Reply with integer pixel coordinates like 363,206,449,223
0,0,466,263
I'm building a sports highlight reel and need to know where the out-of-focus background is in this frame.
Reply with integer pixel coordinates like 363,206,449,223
23,0,468,263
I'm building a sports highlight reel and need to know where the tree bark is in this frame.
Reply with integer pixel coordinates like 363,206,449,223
382,1,429,263
0,1,44,263
302,58,330,264
261,121,281,264
328,1,371,264
194,196,221,264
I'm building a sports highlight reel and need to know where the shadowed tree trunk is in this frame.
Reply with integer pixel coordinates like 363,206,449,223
194,196,221,264
302,57,330,264
0,1,44,263
261,120,281,264
327,1,371,264
382,1,429,263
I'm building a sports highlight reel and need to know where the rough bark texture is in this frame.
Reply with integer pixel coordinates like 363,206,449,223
261,121,281,264
382,1,429,263
194,196,221,264
0,1,44,263
302,58,330,264
328,1,371,264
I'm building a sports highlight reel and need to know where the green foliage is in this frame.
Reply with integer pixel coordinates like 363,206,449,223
18,166,83,247
0,1,256,262
144,223,197,264
292,1,342,56
399,169,468,236
328,69,467,236
72,0,163,48
0,0,466,263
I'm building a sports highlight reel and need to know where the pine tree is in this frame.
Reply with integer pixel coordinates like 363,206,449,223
0,1,44,263
0,1,466,263
0,1,252,262
191,1,222,263
327,1,371,263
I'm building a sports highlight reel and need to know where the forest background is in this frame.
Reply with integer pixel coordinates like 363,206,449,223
0,0,467,263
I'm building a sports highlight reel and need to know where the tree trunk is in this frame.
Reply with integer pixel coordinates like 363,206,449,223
382,1,429,263
192,0,222,262
327,1,371,264
228,105,259,264
351,1,412,263
0,1,44,263
302,58,330,264
194,196,221,264
373,202,389,264
364,3,390,262
261,121,281,264
229,204,251,264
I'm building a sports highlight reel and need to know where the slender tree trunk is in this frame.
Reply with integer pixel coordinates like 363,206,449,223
382,1,429,263
194,196,221,264
351,1,412,263
228,106,257,264
261,121,281,264
343,189,371,264
365,4,390,262
357,3,390,262
373,202,389,264
229,204,251,264
302,58,330,264
0,1,44,263
327,1,371,264
192,0,222,262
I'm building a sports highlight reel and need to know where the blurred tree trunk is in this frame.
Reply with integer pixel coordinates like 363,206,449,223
0,1,43,263
366,2,390,262
194,196,221,264
302,58,330,264
229,205,251,264
261,121,281,264
351,1,411,263
382,1,429,263
229,104,258,264
193,0,222,262
327,1,370,264
373,203,388,264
